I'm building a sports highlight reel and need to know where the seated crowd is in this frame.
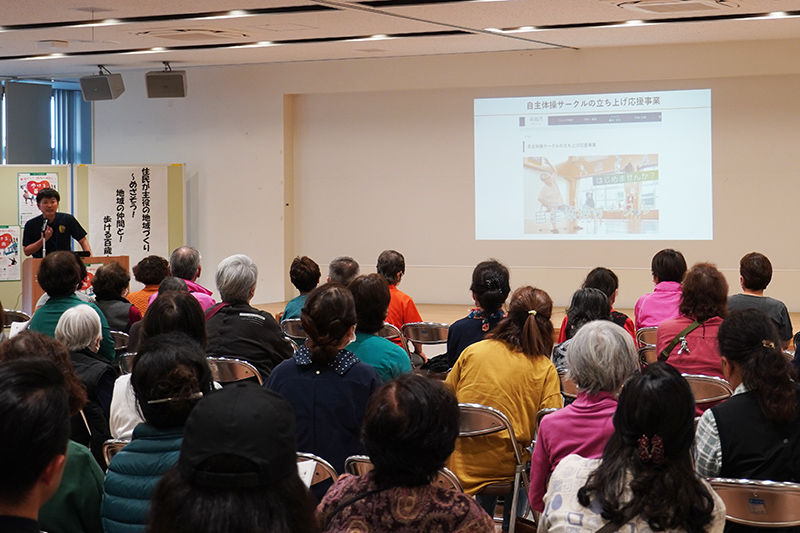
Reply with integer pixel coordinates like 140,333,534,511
0,245,798,533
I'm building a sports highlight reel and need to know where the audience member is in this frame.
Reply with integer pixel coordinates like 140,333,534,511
538,363,725,533
128,255,169,316
148,246,216,310
634,248,687,329
529,320,639,512
0,335,104,533
445,259,510,367
127,276,187,353
266,283,382,474
727,252,793,349
551,288,611,372
55,305,119,460
109,290,206,440
696,309,800,491
282,255,320,321
29,251,115,361
0,359,72,533
347,274,412,382
446,286,562,530
102,333,213,533
318,374,493,532
205,254,292,380
377,249,425,359
327,255,360,286
149,382,318,533
656,263,727,404
35,250,94,310
91,261,142,333
558,267,635,342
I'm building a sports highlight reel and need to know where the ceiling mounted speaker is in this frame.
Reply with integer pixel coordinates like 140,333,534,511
79,73,125,101
146,70,187,98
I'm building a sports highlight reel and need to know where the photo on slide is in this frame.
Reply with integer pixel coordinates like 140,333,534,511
523,154,659,235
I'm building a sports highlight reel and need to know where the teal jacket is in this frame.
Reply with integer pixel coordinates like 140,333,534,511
29,294,116,362
101,424,183,533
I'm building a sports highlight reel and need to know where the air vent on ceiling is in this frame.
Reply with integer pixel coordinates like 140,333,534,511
135,29,250,41
604,0,739,13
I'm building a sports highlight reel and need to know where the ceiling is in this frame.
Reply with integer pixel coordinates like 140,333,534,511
2,0,800,80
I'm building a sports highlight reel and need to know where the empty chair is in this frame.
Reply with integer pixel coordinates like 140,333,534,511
402,321,449,367
117,353,135,374
709,478,800,528
207,356,263,385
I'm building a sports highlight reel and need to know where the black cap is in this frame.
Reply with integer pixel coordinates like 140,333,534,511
177,381,297,488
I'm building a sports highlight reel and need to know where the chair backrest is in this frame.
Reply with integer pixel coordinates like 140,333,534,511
343,454,464,492
281,318,307,341
296,451,338,486
4,309,31,326
558,372,578,400
709,478,800,527
636,327,658,348
103,438,129,467
285,336,299,352
117,353,135,374
401,322,449,344
639,345,658,366
458,403,525,466
110,330,129,351
376,322,410,354
682,374,732,405
207,356,263,385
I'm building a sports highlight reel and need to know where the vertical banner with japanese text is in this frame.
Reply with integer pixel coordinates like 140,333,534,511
0,226,21,281
88,166,169,273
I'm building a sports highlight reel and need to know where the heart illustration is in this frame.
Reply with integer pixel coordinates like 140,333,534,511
0,234,10,249
27,181,51,195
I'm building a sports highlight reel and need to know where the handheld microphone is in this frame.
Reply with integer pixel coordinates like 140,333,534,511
42,219,48,233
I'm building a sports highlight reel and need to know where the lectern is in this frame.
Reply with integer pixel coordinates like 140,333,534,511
22,255,130,316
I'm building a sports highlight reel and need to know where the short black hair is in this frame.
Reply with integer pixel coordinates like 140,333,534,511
582,267,619,300
133,255,169,286
92,261,130,300
349,274,390,334
651,249,687,284
290,256,321,293
565,288,612,340
739,252,772,291
37,251,81,297
36,187,60,204
363,374,459,487
142,290,207,349
376,250,405,286
0,358,69,505
132,333,213,429
328,256,359,286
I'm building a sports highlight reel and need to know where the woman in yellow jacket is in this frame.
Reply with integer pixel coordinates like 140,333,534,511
446,285,562,531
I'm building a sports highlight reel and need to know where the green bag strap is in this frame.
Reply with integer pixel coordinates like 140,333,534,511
658,320,701,362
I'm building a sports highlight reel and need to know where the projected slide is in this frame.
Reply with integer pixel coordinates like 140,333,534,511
474,90,712,240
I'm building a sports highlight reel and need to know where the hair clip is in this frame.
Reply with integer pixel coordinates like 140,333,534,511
762,340,775,349
528,310,537,316
147,392,204,405
637,434,665,466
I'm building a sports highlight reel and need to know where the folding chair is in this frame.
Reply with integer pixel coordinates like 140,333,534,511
297,451,338,487
457,403,529,533
639,345,658,366
117,353,135,374
207,356,263,385
103,438,129,467
344,454,464,492
3,309,31,326
402,322,449,367
709,478,800,527
558,372,578,402
636,326,657,349
377,322,411,358
532,407,559,448
281,318,307,343
682,374,732,406
110,330,130,351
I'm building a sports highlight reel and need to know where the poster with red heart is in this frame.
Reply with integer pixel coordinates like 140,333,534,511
19,173,58,226
0,226,21,281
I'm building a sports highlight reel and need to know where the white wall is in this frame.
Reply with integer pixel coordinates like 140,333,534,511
94,39,800,310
